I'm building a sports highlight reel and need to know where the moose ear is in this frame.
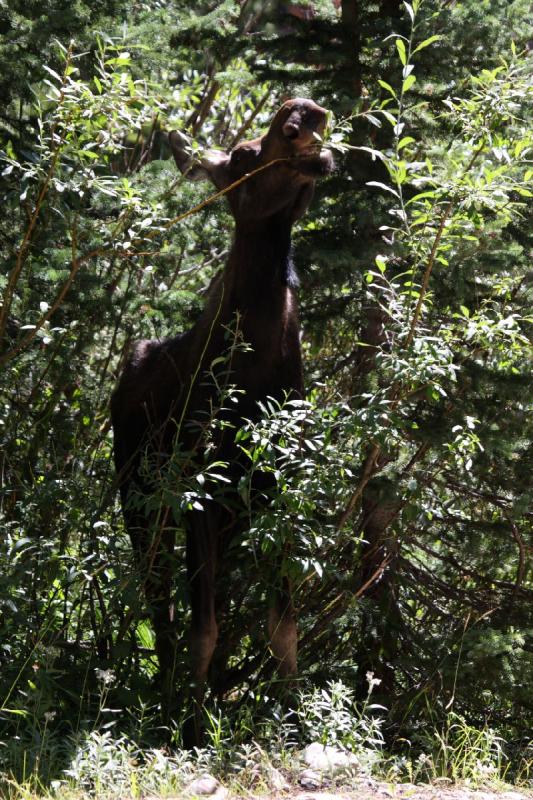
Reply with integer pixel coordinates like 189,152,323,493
168,130,230,187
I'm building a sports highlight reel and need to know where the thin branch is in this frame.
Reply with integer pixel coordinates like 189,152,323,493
504,513,528,598
403,200,453,350
336,442,382,531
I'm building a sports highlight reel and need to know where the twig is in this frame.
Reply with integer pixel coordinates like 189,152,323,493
336,442,382,531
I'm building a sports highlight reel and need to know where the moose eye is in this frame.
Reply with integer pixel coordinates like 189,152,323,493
231,149,244,164
230,147,256,171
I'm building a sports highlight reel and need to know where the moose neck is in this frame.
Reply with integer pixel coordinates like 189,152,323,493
224,213,297,311
192,209,303,400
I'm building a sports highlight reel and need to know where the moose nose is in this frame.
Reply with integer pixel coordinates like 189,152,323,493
282,121,300,140
282,103,328,146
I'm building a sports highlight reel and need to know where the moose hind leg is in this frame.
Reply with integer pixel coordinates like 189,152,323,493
267,576,297,678
185,510,219,746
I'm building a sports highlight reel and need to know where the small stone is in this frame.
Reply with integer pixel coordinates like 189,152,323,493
268,766,290,791
187,775,219,796
303,741,358,774
299,768,322,790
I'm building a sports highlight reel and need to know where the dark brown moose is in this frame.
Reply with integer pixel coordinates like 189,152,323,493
111,98,333,743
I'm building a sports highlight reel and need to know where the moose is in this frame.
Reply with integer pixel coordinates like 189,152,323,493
111,98,333,743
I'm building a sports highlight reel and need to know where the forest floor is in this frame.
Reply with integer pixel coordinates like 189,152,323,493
258,792,533,800
239,792,533,800
258,785,533,800
143,778,533,800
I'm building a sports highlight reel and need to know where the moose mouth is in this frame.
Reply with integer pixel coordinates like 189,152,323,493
283,123,300,140
283,125,322,152
283,120,325,150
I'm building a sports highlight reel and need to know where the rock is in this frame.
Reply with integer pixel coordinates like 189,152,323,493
268,766,290,791
187,775,219,796
303,741,359,774
299,768,322,790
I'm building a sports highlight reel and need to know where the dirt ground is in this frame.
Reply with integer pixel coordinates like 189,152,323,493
147,778,533,800
276,785,533,800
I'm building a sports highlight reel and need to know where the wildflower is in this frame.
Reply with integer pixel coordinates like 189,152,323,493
366,671,382,690
95,668,115,686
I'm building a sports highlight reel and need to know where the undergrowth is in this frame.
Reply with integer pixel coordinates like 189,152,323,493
1,679,531,799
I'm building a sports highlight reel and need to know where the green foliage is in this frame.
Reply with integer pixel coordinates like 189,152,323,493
298,678,385,764
412,712,508,786
0,0,128,137
0,0,532,794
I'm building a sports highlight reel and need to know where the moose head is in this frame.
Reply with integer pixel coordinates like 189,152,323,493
169,98,334,225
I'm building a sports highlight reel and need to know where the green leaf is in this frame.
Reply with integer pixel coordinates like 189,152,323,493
1,708,29,716
412,35,442,55
375,255,388,273
398,136,416,150
351,145,386,161
43,64,62,82
405,190,437,207
313,560,323,579
403,2,414,23
366,114,382,128
366,181,400,198
396,38,407,65
380,110,397,126
402,74,416,92
378,79,397,98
